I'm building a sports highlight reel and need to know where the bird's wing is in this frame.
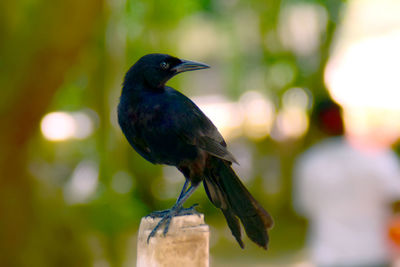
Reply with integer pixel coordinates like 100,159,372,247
196,136,238,164
168,89,238,164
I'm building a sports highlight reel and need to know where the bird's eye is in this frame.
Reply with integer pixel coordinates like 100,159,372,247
160,62,169,70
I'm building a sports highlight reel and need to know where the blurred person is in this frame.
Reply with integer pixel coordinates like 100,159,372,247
293,99,400,267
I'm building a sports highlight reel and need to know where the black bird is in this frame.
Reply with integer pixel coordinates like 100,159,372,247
118,53,273,249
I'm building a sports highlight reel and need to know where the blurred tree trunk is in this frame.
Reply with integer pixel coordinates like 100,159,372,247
0,0,103,265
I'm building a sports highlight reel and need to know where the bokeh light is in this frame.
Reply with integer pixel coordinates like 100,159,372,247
40,110,95,141
282,87,311,110
240,91,275,140
279,3,328,56
111,171,135,195
274,107,309,141
325,0,400,146
326,33,400,110
40,112,75,141
64,160,99,204
194,91,277,141
193,95,244,140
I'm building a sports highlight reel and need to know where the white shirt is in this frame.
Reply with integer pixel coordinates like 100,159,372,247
294,137,400,266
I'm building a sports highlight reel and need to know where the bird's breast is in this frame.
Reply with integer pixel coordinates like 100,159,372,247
118,92,200,166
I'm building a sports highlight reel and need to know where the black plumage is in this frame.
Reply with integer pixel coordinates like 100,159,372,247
118,53,273,249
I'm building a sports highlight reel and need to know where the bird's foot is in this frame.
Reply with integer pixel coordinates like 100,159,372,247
177,203,201,216
146,203,199,218
146,209,170,218
146,204,200,243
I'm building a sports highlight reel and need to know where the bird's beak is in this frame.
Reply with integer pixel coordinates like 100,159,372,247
171,59,210,73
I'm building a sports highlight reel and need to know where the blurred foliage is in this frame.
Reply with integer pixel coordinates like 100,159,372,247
0,0,344,266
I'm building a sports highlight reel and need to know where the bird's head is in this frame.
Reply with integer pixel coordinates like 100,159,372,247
124,53,210,90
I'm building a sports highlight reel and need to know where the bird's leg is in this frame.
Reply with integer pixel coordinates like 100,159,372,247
147,182,200,243
176,179,190,202
168,182,201,219
147,179,190,218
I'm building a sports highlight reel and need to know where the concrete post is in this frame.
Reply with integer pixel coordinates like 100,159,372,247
137,214,209,267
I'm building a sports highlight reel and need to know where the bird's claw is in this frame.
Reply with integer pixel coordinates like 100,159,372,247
146,213,172,243
146,208,178,243
179,203,201,217
147,209,173,218
146,204,200,244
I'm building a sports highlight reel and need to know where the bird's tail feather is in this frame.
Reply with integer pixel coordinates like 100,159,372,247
203,157,273,249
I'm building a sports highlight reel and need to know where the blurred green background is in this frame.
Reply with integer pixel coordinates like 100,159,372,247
0,0,350,266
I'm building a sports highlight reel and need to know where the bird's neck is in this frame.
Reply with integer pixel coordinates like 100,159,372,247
123,65,170,95
121,82,166,104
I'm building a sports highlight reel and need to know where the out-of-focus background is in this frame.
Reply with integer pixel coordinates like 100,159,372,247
2,0,400,266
